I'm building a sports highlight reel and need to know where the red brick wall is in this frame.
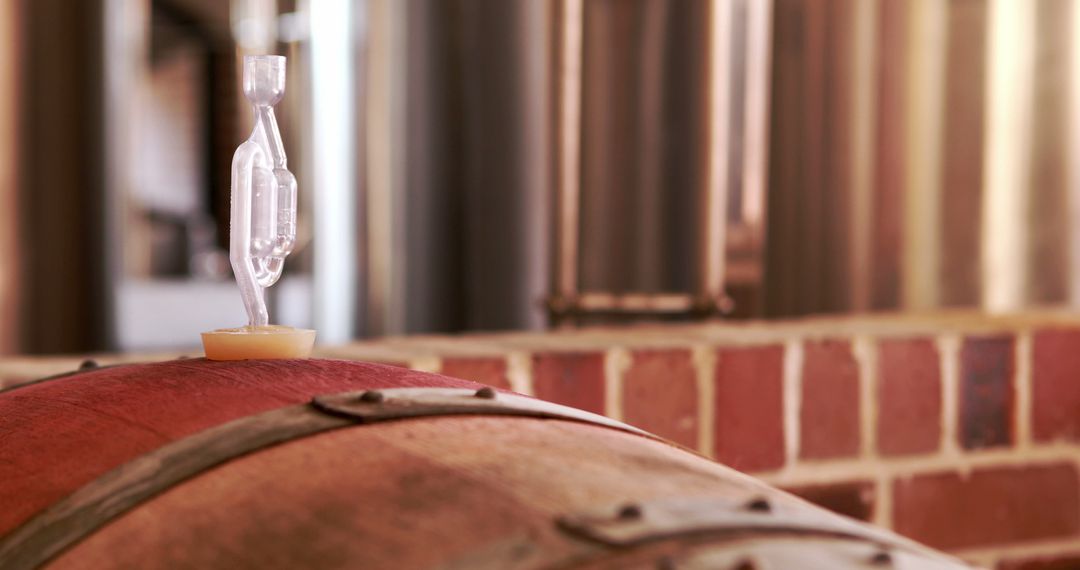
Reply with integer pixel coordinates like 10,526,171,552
4,312,1080,567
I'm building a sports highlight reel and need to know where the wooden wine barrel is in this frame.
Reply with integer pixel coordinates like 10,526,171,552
0,358,972,569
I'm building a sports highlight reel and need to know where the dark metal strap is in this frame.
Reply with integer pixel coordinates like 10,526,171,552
0,361,125,394
557,497,965,567
312,387,651,438
0,387,654,569
0,405,350,570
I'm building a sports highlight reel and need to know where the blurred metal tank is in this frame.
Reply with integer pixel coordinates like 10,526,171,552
365,0,772,333
359,0,554,335
765,0,1080,316
549,0,771,324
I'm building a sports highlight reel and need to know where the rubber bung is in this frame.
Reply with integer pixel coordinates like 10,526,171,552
202,325,316,361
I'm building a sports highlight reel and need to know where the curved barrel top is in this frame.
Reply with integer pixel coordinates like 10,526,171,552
0,358,484,535
0,358,973,570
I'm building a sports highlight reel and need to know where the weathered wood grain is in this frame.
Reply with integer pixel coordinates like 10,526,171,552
0,359,484,536
0,358,973,570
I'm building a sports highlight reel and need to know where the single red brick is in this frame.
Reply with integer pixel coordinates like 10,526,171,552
440,357,511,390
1032,329,1080,442
999,553,1080,570
877,338,942,456
713,345,785,472
800,340,861,459
532,352,605,414
960,336,1015,449
784,480,875,521
893,463,1080,550
622,349,699,448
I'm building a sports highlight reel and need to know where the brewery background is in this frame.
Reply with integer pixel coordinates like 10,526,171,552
4,2,1080,567
4,0,1072,354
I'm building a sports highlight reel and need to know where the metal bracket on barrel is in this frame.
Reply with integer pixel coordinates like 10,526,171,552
557,497,971,569
311,387,653,439
557,496,901,547
555,497,971,568
554,495,973,570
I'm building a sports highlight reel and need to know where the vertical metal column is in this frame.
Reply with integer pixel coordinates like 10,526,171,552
552,0,584,324
982,0,1034,312
103,0,150,348
0,1,21,352
700,0,734,316
902,0,948,310
310,0,359,342
1069,1,1080,307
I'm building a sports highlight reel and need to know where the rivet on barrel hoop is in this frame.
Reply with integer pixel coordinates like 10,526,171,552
358,390,385,403
617,503,643,520
79,359,99,371
655,555,677,570
744,497,771,513
732,558,758,570
474,386,497,399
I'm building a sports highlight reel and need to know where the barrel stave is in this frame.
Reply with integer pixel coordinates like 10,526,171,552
50,417,963,569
